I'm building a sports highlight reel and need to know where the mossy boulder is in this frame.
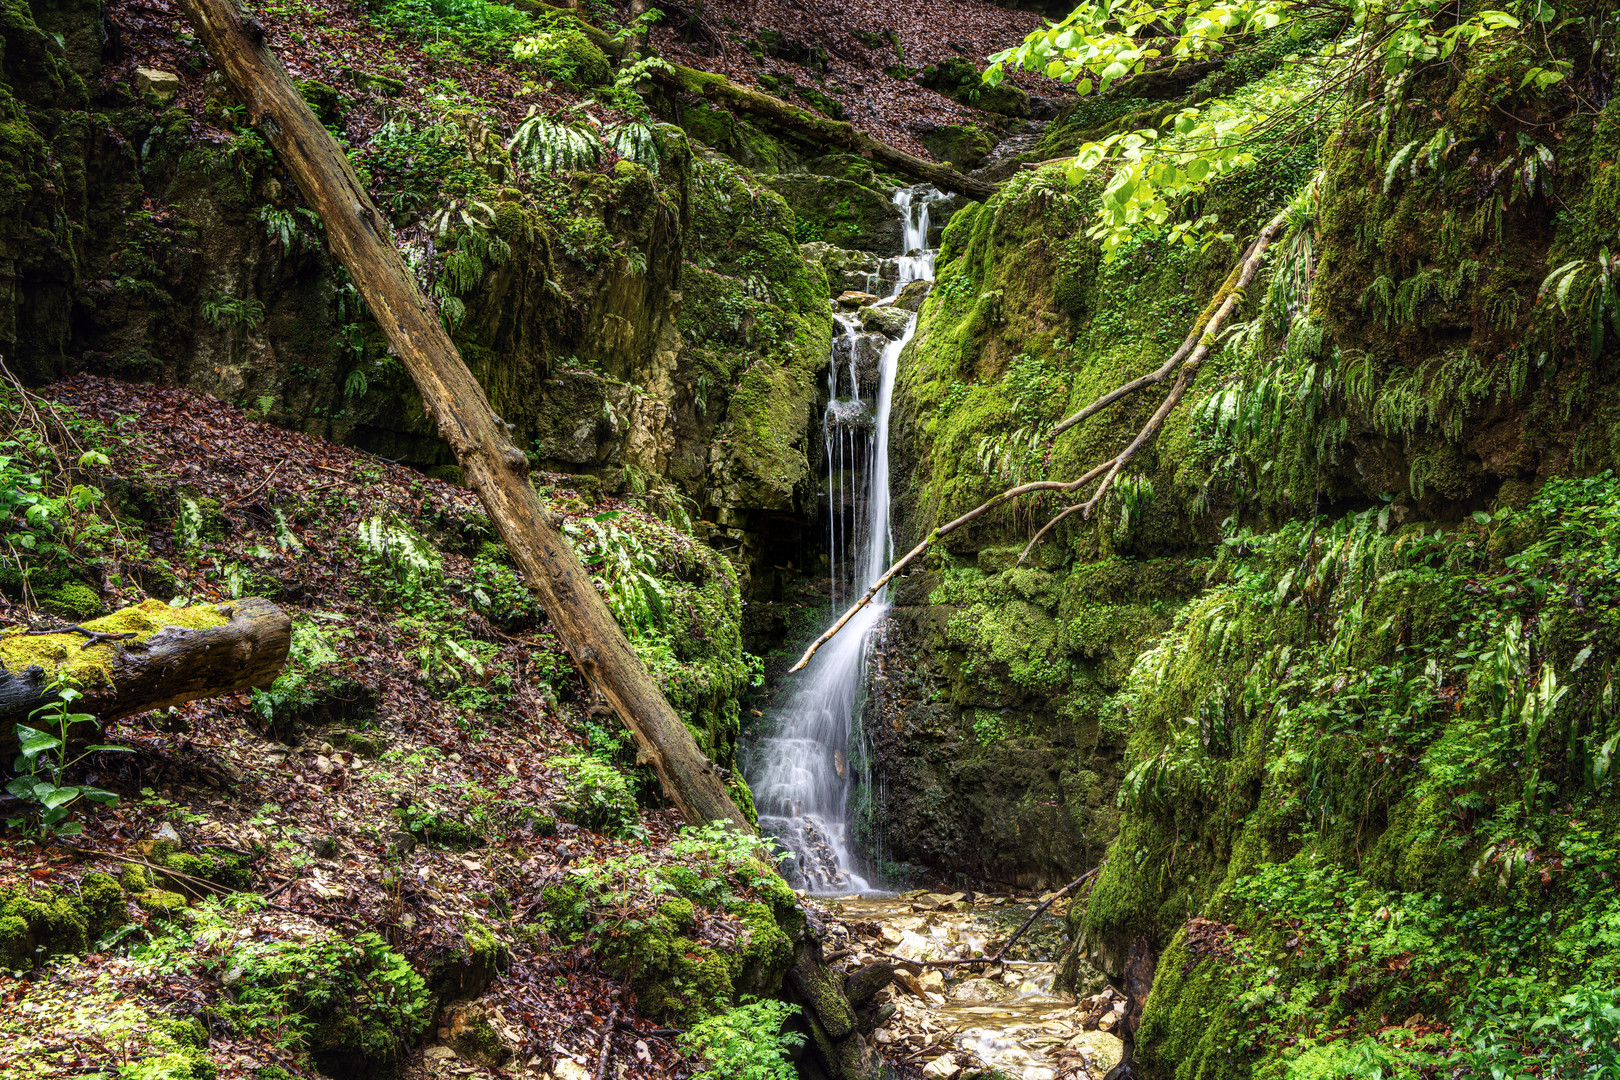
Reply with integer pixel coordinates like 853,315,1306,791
763,174,900,252
0,873,127,969
918,124,994,170
920,57,1029,118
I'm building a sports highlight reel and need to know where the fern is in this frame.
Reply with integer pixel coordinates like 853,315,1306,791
508,112,601,174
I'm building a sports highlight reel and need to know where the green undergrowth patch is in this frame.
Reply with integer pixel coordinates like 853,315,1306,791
1084,473,1620,1079
539,821,801,1026
114,895,430,1080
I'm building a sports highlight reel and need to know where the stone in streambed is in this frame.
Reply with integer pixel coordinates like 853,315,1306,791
895,279,932,312
921,1053,960,1079
951,976,1015,1003
837,290,880,308
1066,1030,1124,1073
859,304,911,338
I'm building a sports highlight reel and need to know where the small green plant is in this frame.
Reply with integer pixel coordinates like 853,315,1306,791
549,753,643,839
355,515,442,609
5,686,129,838
250,614,353,727
200,293,267,329
679,999,804,1080
508,111,601,174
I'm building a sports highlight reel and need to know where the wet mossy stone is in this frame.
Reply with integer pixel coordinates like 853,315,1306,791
763,174,901,253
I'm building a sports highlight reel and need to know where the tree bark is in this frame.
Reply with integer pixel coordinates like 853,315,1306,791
0,598,291,756
176,0,750,831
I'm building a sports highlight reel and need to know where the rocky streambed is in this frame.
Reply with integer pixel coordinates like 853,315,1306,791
811,891,1127,1080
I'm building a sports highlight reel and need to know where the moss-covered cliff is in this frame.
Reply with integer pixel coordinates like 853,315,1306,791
874,10,1620,1077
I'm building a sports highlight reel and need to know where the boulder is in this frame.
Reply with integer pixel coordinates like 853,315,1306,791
767,174,901,253
1066,1030,1125,1073
895,280,932,312
837,290,881,308
920,1054,960,1079
135,67,181,103
951,976,1015,1003
858,305,912,339
918,123,994,170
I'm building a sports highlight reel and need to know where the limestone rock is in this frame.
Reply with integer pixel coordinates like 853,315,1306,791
951,976,1015,1003
837,290,880,308
1066,1030,1124,1073
918,967,945,994
135,67,181,103
551,1061,591,1080
858,304,912,339
921,1053,960,1079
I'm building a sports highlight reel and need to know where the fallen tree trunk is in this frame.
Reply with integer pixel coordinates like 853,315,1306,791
0,598,290,755
177,0,749,832
648,65,999,202
556,8,995,200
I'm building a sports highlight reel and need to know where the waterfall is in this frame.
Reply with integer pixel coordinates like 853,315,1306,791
745,186,940,894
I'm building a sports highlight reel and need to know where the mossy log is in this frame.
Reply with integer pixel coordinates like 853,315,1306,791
649,66,999,201
176,0,750,833
560,14,996,200
0,598,291,755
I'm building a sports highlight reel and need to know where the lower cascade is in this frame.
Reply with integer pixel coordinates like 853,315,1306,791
745,186,941,893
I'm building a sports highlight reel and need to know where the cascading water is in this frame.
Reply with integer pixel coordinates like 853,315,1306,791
746,186,940,893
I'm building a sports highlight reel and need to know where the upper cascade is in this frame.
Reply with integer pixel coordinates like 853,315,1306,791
745,186,944,894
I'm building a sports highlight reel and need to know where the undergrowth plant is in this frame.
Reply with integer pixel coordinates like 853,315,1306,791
5,685,128,839
679,999,804,1080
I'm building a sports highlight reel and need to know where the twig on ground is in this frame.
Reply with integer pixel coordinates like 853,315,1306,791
595,1005,620,1080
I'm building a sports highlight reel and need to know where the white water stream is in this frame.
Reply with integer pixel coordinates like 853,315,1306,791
745,187,940,893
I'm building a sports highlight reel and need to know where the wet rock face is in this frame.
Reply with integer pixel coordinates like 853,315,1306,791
767,174,904,252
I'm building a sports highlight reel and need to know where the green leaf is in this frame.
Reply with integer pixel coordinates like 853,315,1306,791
84,744,134,754
40,786,81,810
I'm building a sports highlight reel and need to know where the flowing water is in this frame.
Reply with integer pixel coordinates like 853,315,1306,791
745,187,940,893
820,892,1126,1080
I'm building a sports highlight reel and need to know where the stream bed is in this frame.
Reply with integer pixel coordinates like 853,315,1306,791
812,891,1127,1080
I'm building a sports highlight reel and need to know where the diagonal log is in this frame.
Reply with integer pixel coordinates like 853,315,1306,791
176,0,749,831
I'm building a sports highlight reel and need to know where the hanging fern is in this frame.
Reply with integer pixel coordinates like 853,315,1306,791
508,112,601,174
603,121,660,168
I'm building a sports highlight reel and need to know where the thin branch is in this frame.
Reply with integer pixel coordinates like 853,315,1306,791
790,209,1289,673
1049,210,1286,440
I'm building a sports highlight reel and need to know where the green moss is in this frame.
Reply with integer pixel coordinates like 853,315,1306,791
158,850,252,891
0,599,230,688
0,874,126,968
137,890,189,916
40,579,102,619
